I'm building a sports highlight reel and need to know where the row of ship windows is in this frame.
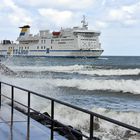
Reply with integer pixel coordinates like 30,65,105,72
77,33,94,35
81,39,96,41
19,47,29,49
8,47,30,49
8,46,51,50
52,42,74,45
8,44,77,50
37,46,52,49
51,39,74,42
20,46,51,49
20,38,96,45
79,35,95,38
40,39,74,43
41,40,46,44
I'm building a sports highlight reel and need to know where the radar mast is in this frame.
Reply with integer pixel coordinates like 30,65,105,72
81,15,88,29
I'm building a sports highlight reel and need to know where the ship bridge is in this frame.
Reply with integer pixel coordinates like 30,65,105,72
73,30,100,36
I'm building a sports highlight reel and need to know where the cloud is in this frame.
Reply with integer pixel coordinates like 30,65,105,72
0,0,32,26
95,21,108,29
123,19,138,26
0,0,140,56
107,1,140,26
38,8,73,27
0,0,139,31
16,0,94,10
0,0,94,30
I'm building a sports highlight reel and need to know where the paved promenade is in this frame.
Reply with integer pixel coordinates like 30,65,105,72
0,104,66,140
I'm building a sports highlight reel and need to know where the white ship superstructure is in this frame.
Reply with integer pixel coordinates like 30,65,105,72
0,16,103,58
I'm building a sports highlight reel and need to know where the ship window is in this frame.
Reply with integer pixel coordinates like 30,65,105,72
58,42,66,44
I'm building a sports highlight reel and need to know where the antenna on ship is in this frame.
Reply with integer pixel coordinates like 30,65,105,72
81,15,88,29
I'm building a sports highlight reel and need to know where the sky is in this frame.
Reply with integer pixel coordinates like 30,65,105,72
0,0,140,56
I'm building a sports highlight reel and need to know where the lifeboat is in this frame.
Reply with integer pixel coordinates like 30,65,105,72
52,32,61,36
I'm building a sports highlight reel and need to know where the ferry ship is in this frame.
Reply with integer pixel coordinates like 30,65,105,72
0,16,103,58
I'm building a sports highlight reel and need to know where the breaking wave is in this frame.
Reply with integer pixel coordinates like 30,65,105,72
9,65,85,72
98,57,109,60
1,81,140,140
1,70,140,95
40,105,140,140
78,69,140,76
42,78,140,94
1,74,140,139
9,65,140,76
1,57,140,140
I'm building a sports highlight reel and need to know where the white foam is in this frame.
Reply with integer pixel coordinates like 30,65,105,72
9,65,85,72
98,57,109,60
90,107,140,139
78,69,140,76
1,75,140,139
1,72,140,95
9,65,140,76
45,78,140,94
40,105,140,139
2,70,138,98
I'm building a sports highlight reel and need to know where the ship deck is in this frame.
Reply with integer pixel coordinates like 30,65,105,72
0,104,66,140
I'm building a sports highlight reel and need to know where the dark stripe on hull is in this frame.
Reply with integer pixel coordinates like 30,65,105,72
0,54,102,58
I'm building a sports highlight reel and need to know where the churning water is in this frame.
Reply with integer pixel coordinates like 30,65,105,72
0,56,140,139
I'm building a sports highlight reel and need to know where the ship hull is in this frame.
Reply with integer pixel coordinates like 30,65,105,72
0,49,103,58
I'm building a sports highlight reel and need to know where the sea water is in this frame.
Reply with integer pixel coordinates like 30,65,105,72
0,56,140,139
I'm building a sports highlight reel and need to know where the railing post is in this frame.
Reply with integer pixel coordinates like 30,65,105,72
11,86,14,115
51,100,54,140
90,114,94,140
10,86,14,138
0,82,1,108
27,91,31,139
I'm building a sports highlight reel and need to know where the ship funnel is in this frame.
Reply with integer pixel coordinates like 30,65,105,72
19,25,30,37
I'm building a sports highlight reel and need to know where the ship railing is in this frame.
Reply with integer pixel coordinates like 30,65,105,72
0,81,140,140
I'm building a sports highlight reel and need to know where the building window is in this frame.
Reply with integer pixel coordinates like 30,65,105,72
37,46,39,49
